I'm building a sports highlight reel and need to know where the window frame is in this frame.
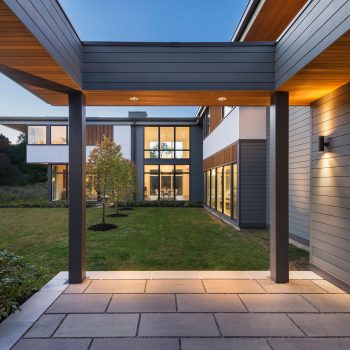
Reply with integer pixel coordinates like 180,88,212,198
50,125,68,145
27,125,47,145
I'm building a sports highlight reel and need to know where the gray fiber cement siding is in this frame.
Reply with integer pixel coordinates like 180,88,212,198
190,125,203,202
289,106,311,247
310,82,350,285
239,140,266,227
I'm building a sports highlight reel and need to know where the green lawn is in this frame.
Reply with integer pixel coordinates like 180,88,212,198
0,207,309,283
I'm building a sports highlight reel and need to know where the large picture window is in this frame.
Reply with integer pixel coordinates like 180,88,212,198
144,164,190,201
233,163,238,220
206,171,210,206
144,126,190,159
223,165,231,217
210,168,216,209
28,126,46,144
217,167,223,213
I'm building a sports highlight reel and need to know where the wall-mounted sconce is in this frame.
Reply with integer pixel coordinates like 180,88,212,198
319,136,330,152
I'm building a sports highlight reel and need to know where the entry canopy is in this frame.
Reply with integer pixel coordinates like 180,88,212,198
1,0,350,106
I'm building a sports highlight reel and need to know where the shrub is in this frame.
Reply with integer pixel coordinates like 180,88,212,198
0,183,48,202
0,248,43,321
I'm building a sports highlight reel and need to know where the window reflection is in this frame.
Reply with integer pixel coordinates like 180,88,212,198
28,126,46,144
51,126,67,144
217,167,223,213
210,168,216,209
223,165,231,217
52,165,67,201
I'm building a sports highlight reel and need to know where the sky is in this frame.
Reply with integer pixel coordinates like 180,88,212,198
0,0,248,143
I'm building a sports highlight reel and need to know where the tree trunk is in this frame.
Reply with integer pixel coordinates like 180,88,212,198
102,198,105,224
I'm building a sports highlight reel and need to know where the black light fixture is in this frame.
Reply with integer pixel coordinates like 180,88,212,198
319,136,329,152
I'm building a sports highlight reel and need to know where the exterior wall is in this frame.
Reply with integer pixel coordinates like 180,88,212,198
289,106,311,247
239,107,267,139
27,145,94,163
135,126,144,201
266,108,270,226
190,125,203,202
239,140,266,227
113,125,131,160
86,125,113,145
310,83,350,285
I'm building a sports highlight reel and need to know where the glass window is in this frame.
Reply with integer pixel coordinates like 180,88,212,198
160,164,174,199
52,165,68,201
204,109,211,137
28,126,46,144
175,127,190,159
175,165,190,201
51,126,67,144
223,165,231,217
210,168,216,209
233,163,238,220
206,171,210,206
160,127,174,159
144,165,159,201
217,167,223,213
144,127,159,158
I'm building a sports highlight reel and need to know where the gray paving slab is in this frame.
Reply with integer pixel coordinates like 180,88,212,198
138,313,220,337
12,338,91,350
0,322,31,350
90,338,179,350
54,314,139,337
146,280,204,293
151,271,199,279
290,314,350,337
268,337,350,350
107,294,176,312
311,279,346,293
64,279,91,293
258,279,326,294
203,280,265,293
85,280,146,293
182,338,271,350
302,294,350,312
240,294,318,312
177,294,246,312
46,294,111,313
24,314,65,338
215,313,304,337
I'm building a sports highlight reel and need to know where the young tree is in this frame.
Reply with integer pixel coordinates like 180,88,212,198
121,160,137,208
87,137,123,225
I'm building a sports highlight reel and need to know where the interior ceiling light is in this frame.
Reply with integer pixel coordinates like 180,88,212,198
217,96,227,102
129,97,139,101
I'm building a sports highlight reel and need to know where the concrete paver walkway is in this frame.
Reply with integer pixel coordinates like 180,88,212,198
2,271,350,349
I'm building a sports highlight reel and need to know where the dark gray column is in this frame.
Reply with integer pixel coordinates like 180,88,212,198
68,92,86,283
269,92,289,283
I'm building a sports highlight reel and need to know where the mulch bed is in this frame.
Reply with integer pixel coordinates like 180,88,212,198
88,223,117,231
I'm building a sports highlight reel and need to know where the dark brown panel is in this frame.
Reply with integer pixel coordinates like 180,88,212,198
86,125,112,145
203,143,237,170
209,106,223,131
243,0,307,41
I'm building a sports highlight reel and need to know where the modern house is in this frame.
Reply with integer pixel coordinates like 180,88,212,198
2,113,203,203
0,0,350,289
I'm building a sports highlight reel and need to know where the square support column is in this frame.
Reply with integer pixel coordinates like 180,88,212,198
68,91,86,283
270,92,289,283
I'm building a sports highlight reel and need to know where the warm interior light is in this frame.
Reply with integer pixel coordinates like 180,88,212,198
130,97,139,101
217,96,227,102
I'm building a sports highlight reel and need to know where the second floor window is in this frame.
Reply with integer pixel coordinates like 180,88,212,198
144,126,190,159
28,126,46,144
51,126,67,144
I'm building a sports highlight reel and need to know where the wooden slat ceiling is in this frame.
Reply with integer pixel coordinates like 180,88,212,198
241,0,308,42
278,30,350,105
0,0,76,105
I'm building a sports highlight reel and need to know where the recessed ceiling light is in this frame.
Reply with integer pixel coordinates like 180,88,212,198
129,97,139,101
217,96,227,102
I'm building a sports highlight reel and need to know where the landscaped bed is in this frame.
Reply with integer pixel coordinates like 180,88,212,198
0,207,309,286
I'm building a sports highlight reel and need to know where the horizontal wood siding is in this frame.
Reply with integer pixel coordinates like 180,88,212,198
239,140,266,226
276,0,350,88
86,125,112,145
311,82,350,285
4,0,82,85
83,43,275,90
289,106,311,246
209,106,223,131
203,143,237,170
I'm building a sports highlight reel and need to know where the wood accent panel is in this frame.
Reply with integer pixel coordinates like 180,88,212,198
86,125,113,145
279,30,350,105
0,0,79,104
209,106,223,131
243,0,307,41
203,143,237,170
